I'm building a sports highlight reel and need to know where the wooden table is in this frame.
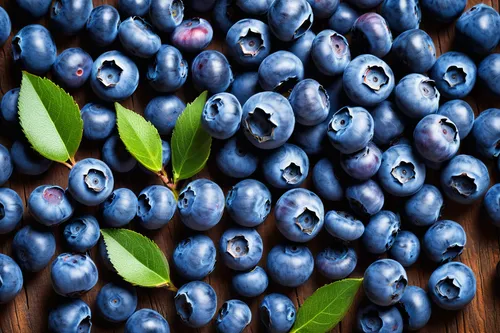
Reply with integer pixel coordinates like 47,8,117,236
1,0,500,332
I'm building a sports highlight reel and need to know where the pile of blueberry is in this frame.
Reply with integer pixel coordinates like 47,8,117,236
0,0,500,331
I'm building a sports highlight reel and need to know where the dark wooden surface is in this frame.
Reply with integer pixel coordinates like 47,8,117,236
1,0,500,332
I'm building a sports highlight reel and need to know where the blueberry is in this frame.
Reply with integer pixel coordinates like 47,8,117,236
364,259,407,306
81,103,116,141
327,106,374,154
288,30,315,67
316,244,357,280
11,140,52,175
356,303,403,333
226,179,271,227
437,100,474,139
230,72,260,105
479,54,500,97
428,262,476,310
397,286,431,330
369,101,405,147
53,48,93,89
0,254,23,304
98,238,115,272
178,179,224,231
485,184,500,227
219,227,263,271
0,188,23,234
119,0,151,17
12,24,57,74
423,220,466,263
215,300,251,333
68,158,114,206
102,135,137,173
389,231,420,267
12,225,54,273
144,95,185,135
188,0,215,11
213,0,236,34
288,79,329,126
48,299,92,333
175,281,217,328
378,144,426,197
235,0,271,14
232,266,268,298
1,88,19,124
171,18,213,53
51,253,98,297
90,50,139,101
63,215,100,252
29,185,74,226
262,144,309,189
101,188,138,227
147,45,188,93
391,29,436,74
404,184,443,227
312,158,344,202
429,52,476,99
201,93,242,140
258,51,304,94
341,142,382,181
471,108,500,159
362,210,400,254
420,0,466,23
352,13,392,58
216,135,259,178
311,30,350,77
226,19,271,67
381,0,420,33
137,185,176,230
293,120,329,156
192,50,233,93
328,3,359,35
440,154,490,204
0,6,10,46
347,0,383,9
414,114,460,163
150,0,184,33
343,54,395,107
96,283,137,323
15,0,51,17
86,5,121,47
325,210,364,242
267,0,313,42
173,234,216,280
267,244,314,287
346,179,384,217
51,0,93,35
260,293,296,333
242,91,295,150
119,17,161,59
124,309,170,333
456,4,500,55
395,74,440,119
306,0,338,18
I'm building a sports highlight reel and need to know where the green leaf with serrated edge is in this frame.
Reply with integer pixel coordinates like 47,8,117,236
171,91,211,183
18,71,83,163
290,278,363,333
116,103,163,173
100,229,175,289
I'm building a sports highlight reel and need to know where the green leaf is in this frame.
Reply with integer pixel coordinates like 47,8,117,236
171,91,211,183
290,278,363,333
18,71,83,163
100,228,175,290
116,103,163,173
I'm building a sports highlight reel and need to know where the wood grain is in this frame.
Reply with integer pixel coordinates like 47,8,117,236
1,0,500,332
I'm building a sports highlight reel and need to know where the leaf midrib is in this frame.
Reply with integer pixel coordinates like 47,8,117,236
173,105,200,179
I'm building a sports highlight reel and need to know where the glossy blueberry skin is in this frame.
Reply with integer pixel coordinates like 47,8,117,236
267,244,314,287
125,309,170,333
485,184,500,227
80,103,115,141
356,304,403,333
364,259,408,306
346,179,384,217
202,93,242,140
51,253,98,297
275,188,324,242
260,293,296,333
119,17,161,59
0,188,23,234
420,0,466,23
414,114,460,163
178,179,224,231
440,154,490,204
53,48,92,89
12,225,55,272
395,74,440,119
389,231,420,267
328,3,359,35
51,0,93,35
392,29,436,74
429,52,476,99
343,55,395,107
293,120,329,156
258,51,304,93
241,91,295,150
472,109,500,159
174,235,216,280
267,0,313,42
119,0,151,17
381,0,420,33
48,299,92,333
213,0,235,34
428,262,476,310
15,0,51,18
232,266,268,297
68,158,114,206
397,286,431,330
1,88,19,124
150,0,184,33
341,142,382,180
327,106,374,154
175,281,217,328
370,101,405,146
63,215,100,252
86,5,120,47
101,188,137,227
0,144,12,186
172,18,213,53
226,19,271,67
216,135,259,178
219,227,263,271
479,54,500,97
192,50,233,94
147,45,188,93
312,158,344,201
230,72,260,105
0,254,23,304
216,299,251,333
102,135,137,173
29,185,74,226
235,0,271,15
438,100,474,139
288,30,315,67
262,144,309,189
352,13,392,58
12,25,57,75
0,7,10,47
378,145,426,197
404,184,443,227
423,220,466,263
311,30,350,77
316,244,357,280
362,211,401,254
144,95,185,135
324,211,364,242
97,283,137,323
90,50,139,102
226,179,271,227
456,4,500,55
11,140,52,176
137,185,176,230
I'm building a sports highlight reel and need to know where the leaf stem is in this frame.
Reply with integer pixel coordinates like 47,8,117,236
61,161,73,169
158,169,177,192
69,156,76,166
166,284,178,292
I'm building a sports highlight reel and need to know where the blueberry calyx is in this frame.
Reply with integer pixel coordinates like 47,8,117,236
392,275,408,300
295,208,320,234
97,60,123,88
443,66,466,88
218,302,229,321
324,245,348,260
436,276,461,300
84,169,108,193
329,107,352,133
52,1,62,17
386,228,399,250
439,118,459,143
450,173,476,197
226,235,249,258
275,76,300,94
363,66,389,91
137,193,151,216
238,29,265,57
330,33,349,57
43,186,64,205
260,305,272,328
293,14,313,40
0,202,5,219
391,161,416,184
361,310,383,331
282,162,302,184
204,97,222,121
245,107,277,143
178,188,195,209
78,315,92,332
12,37,21,60
442,244,464,262
419,78,439,99
175,293,194,321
